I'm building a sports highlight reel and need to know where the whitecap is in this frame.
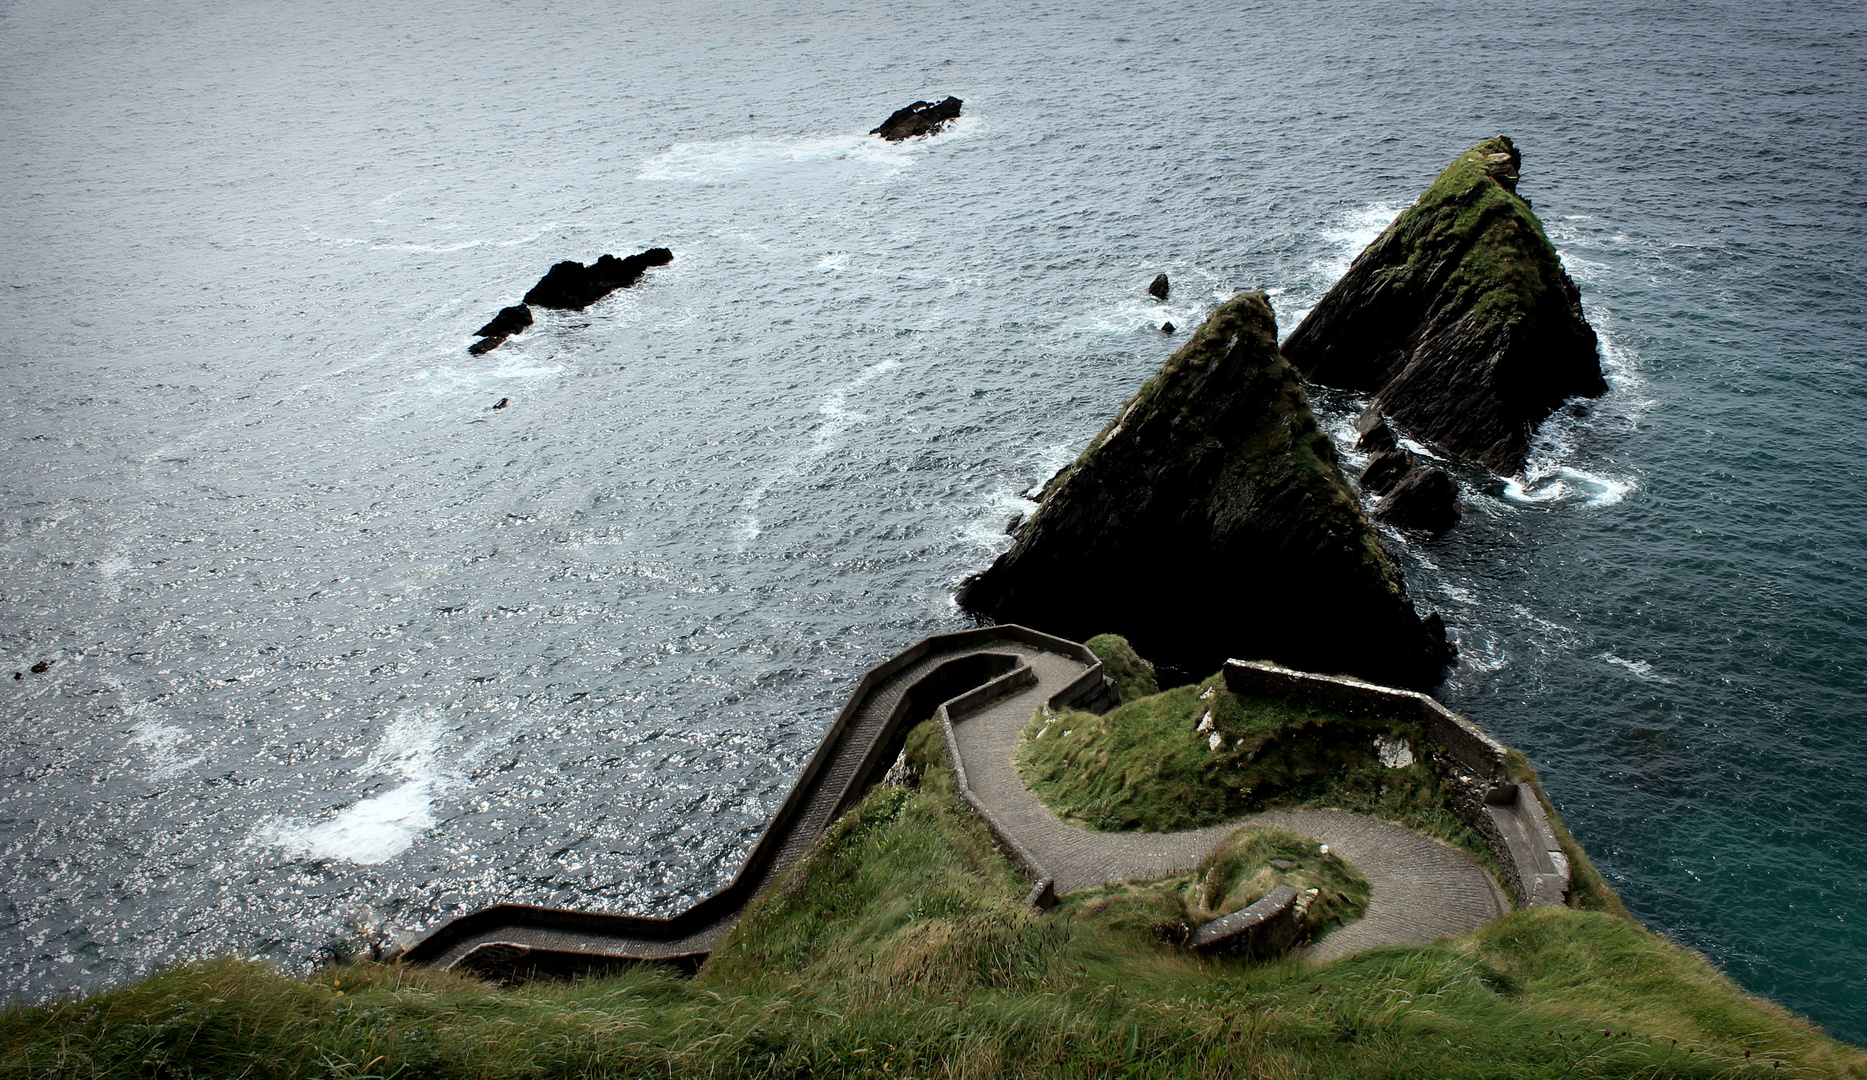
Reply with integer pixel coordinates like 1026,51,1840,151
265,782,437,865
735,357,902,546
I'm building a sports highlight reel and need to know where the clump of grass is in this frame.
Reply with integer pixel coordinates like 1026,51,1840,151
1084,632,1158,703
1065,827,1371,953
5,729,1862,1078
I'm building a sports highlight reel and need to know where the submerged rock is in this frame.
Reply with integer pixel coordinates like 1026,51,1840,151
1148,273,1171,300
523,247,673,311
956,291,1452,689
1282,137,1603,473
1161,321,1175,334
870,97,963,141
1375,466,1461,534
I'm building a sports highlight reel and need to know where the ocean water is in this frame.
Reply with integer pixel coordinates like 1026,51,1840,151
3,0,1864,1044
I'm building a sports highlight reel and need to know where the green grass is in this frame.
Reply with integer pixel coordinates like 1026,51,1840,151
1016,670,1496,876
8,722,1860,1078
1084,634,1158,703
1381,136,1570,333
1063,827,1372,954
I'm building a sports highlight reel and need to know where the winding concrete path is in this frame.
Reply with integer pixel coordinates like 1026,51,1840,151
957,646,1509,959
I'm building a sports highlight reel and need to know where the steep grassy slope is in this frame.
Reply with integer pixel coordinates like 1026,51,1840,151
7,720,1861,1079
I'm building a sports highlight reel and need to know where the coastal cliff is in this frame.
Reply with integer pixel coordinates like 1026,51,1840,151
957,291,1451,689
1282,137,1604,474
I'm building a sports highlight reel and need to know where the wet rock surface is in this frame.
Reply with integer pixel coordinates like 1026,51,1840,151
957,291,1452,689
1375,466,1461,534
523,247,674,311
1147,272,1170,300
1359,449,1415,496
869,96,963,141
1282,137,1604,474
1354,405,1398,453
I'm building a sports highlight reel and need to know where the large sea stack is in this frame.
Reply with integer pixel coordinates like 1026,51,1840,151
1282,137,1603,474
957,291,1452,689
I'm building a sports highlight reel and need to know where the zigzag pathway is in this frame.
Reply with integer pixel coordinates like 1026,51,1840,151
962,648,1508,959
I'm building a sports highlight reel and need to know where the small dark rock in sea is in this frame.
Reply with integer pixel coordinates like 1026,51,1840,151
1148,273,1170,300
1005,513,1025,535
1354,405,1398,453
1161,322,1176,334
492,397,509,410
1359,449,1415,495
523,247,674,311
468,336,505,356
1375,466,1461,534
11,672,19,680
30,660,50,674
475,304,533,339
870,97,963,141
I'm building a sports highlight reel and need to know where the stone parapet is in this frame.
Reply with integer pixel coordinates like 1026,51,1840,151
1220,660,1568,909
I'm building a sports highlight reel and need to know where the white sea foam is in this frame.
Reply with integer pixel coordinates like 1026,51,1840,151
736,357,902,545
126,712,204,783
637,134,915,185
1598,652,1674,683
262,710,456,865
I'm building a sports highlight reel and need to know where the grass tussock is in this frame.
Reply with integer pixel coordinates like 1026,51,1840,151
1084,633,1159,704
4,724,1861,1078
1063,826,1371,954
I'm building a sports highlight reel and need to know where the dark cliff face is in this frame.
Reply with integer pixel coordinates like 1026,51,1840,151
1281,137,1604,474
957,291,1452,690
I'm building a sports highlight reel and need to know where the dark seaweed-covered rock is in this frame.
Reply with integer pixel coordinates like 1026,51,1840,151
1359,449,1415,496
1148,273,1171,300
523,248,673,311
956,291,1452,689
1161,322,1175,334
1282,137,1603,474
870,97,963,141
1354,405,1398,453
475,305,532,339
1375,466,1461,534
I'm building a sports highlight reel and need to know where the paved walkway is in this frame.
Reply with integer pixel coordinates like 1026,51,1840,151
955,647,1508,959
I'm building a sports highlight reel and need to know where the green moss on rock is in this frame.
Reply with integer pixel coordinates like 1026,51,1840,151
1284,136,1604,473
959,291,1450,688
1084,633,1159,703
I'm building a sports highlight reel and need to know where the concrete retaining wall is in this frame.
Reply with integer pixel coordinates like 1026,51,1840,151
1188,885,1302,955
1221,660,1569,908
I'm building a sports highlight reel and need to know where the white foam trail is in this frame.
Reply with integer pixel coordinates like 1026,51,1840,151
736,357,902,545
261,711,455,865
126,712,204,782
1598,652,1674,683
1502,465,1634,507
638,134,914,184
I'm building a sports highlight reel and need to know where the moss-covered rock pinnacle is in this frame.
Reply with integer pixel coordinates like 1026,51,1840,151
1282,137,1604,474
957,291,1452,689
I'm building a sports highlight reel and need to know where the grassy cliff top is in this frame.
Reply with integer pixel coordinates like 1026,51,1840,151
11,718,1861,1078
1017,665,1491,863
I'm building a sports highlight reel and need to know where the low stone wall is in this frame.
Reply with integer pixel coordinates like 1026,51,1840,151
1220,661,1569,909
1188,884,1301,955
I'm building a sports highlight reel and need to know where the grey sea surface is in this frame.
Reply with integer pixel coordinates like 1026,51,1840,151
3,0,1864,1044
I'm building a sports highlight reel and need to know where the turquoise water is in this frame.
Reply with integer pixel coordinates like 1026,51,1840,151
1,0,1862,1043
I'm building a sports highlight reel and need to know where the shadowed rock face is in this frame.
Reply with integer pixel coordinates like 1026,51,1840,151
1282,137,1603,474
523,247,673,311
956,291,1452,689
870,97,963,140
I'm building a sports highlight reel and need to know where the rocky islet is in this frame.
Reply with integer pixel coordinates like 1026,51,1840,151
1282,136,1604,474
